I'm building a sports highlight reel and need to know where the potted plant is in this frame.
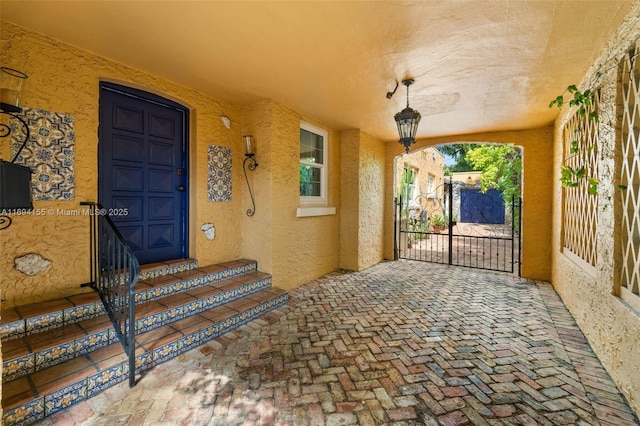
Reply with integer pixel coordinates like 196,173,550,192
431,215,446,233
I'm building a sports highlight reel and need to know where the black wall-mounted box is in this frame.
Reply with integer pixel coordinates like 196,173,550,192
0,160,33,210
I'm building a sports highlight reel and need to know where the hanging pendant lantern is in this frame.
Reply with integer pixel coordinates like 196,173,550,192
394,79,421,153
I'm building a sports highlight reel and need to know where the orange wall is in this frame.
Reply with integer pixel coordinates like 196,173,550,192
241,101,342,289
384,128,554,281
340,130,386,271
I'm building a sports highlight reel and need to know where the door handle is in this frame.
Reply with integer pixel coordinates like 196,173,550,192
176,185,185,192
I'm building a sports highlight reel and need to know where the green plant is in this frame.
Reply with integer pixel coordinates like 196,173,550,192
465,144,522,203
549,82,600,194
432,214,446,227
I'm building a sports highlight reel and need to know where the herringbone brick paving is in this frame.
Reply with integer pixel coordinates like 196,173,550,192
35,261,638,425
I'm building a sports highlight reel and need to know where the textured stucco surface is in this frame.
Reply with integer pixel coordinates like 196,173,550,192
1,21,243,308
394,147,446,214
551,0,640,415
339,130,385,271
339,130,360,271
358,132,385,270
241,101,341,290
384,127,554,281
1,1,634,143
240,102,274,275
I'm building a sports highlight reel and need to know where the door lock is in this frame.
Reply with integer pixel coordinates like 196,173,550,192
176,185,185,192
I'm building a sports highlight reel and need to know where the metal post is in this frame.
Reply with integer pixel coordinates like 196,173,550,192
447,181,453,265
393,197,399,260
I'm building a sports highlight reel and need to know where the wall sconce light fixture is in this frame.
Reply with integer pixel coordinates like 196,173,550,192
242,135,258,216
394,78,421,154
0,67,32,230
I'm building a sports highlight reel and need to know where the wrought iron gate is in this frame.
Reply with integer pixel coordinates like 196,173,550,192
394,181,521,275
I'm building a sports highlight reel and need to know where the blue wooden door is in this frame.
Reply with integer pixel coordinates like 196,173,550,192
99,83,188,264
460,188,505,224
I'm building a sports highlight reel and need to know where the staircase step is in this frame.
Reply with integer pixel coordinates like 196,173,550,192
139,258,198,281
1,287,288,426
1,259,287,426
0,259,259,341
0,292,104,342
2,271,272,382
0,259,202,342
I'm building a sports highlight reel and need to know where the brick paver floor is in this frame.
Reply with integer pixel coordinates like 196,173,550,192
39,260,639,425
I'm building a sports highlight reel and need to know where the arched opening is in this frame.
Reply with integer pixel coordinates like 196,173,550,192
393,142,523,275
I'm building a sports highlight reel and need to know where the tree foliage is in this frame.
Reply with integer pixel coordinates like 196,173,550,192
465,144,522,202
436,144,482,172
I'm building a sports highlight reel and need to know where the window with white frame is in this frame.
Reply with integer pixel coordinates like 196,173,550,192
618,44,640,311
299,122,328,205
402,165,418,203
427,174,435,198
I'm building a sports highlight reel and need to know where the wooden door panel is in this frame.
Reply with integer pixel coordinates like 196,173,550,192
149,141,175,166
149,197,174,220
113,197,143,221
119,226,143,250
113,167,144,191
113,135,143,162
114,105,144,133
148,224,174,248
148,169,173,192
99,83,188,264
149,113,175,139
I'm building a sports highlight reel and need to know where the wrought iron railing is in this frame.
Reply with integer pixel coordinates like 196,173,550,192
394,185,522,276
81,201,139,387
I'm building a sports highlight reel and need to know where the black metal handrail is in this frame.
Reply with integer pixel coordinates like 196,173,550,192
81,201,139,387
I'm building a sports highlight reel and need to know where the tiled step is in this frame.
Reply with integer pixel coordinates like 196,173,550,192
1,259,257,341
2,270,272,382
1,259,287,426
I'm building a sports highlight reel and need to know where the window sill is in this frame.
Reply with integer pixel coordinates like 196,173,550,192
296,206,336,217
561,248,596,279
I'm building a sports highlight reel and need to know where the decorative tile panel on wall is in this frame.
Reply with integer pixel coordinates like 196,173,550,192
207,145,232,202
10,108,76,201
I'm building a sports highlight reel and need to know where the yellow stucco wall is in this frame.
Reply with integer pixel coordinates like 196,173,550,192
383,128,554,281
0,21,245,307
394,147,446,217
357,131,386,270
339,130,385,271
1,21,348,305
241,101,342,289
550,1,640,414
240,102,275,275
339,130,360,270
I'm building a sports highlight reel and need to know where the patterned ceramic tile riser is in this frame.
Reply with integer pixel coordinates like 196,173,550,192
3,276,272,382
135,276,271,332
1,292,288,426
139,259,198,281
1,260,255,342
3,325,115,383
135,262,261,304
1,301,105,342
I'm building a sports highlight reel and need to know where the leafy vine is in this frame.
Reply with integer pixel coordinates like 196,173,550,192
549,79,600,195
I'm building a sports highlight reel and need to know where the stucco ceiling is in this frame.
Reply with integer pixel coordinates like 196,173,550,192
0,1,634,142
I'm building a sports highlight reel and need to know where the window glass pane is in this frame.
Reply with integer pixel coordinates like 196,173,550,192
300,164,322,196
300,129,324,165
